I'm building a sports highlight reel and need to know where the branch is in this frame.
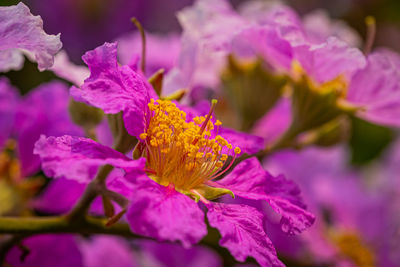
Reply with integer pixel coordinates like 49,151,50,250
0,216,137,238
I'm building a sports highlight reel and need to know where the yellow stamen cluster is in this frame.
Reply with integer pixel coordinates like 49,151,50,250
140,99,240,191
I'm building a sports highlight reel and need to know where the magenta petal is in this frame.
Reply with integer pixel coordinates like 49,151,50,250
50,50,90,86
33,178,85,214
207,202,284,267
126,175,207,248
217,157,315,234
231,25,293,70
347,49,400,127
34,135,146,182
251,98,291,145
218,127,264,155
0,3,62,72
70,42,156,138
6,234,82,267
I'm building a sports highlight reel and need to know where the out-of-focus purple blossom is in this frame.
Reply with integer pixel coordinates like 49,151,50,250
163,0,245,95
302,9,362,47
14,82,83,176
0,3,62,72
26,0,193,63
347,49,400,127
265,147,396,266
139,240,222,267
117,32,181,76
79,236,136,267
6,234,83,267
0,78,19,149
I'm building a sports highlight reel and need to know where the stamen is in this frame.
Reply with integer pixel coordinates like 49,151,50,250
139,98,240,192
363,16,376,55
193,99,218,145
208,148,241,181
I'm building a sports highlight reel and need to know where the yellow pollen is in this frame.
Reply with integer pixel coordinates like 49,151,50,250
140,99,240,191
139,133,147,140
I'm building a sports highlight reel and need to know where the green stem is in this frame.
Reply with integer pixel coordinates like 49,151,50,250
66,165,113,221
0,216,137,237
131,17,146,74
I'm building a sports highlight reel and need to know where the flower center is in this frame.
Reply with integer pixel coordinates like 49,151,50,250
139,99,240,192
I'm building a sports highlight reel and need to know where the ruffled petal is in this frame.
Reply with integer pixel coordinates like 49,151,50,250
231,25,293,70
302,9,362,47
207,202,284,267
15,82,83,176
294,37,366,83
216,157,315,234
126,175,207,248
50,50,90,86
6,234,82,267
34,135,145,183
70,42,156,138
0,3,62,71
347,49,400,127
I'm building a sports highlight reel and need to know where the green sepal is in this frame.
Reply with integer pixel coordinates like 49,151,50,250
221,55,287,130
68,99,104,129
290,74,345,133
107,112,136,153
194,185,235,201
148,68,164,96
161,89,187,101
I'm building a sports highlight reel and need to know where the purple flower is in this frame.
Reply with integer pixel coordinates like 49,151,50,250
0,3,62,72
265,147,395,266
347,49,400,127
35,42,314,266
302,9,362,47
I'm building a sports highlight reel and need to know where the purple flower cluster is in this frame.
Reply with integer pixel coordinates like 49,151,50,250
1,1,400,267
